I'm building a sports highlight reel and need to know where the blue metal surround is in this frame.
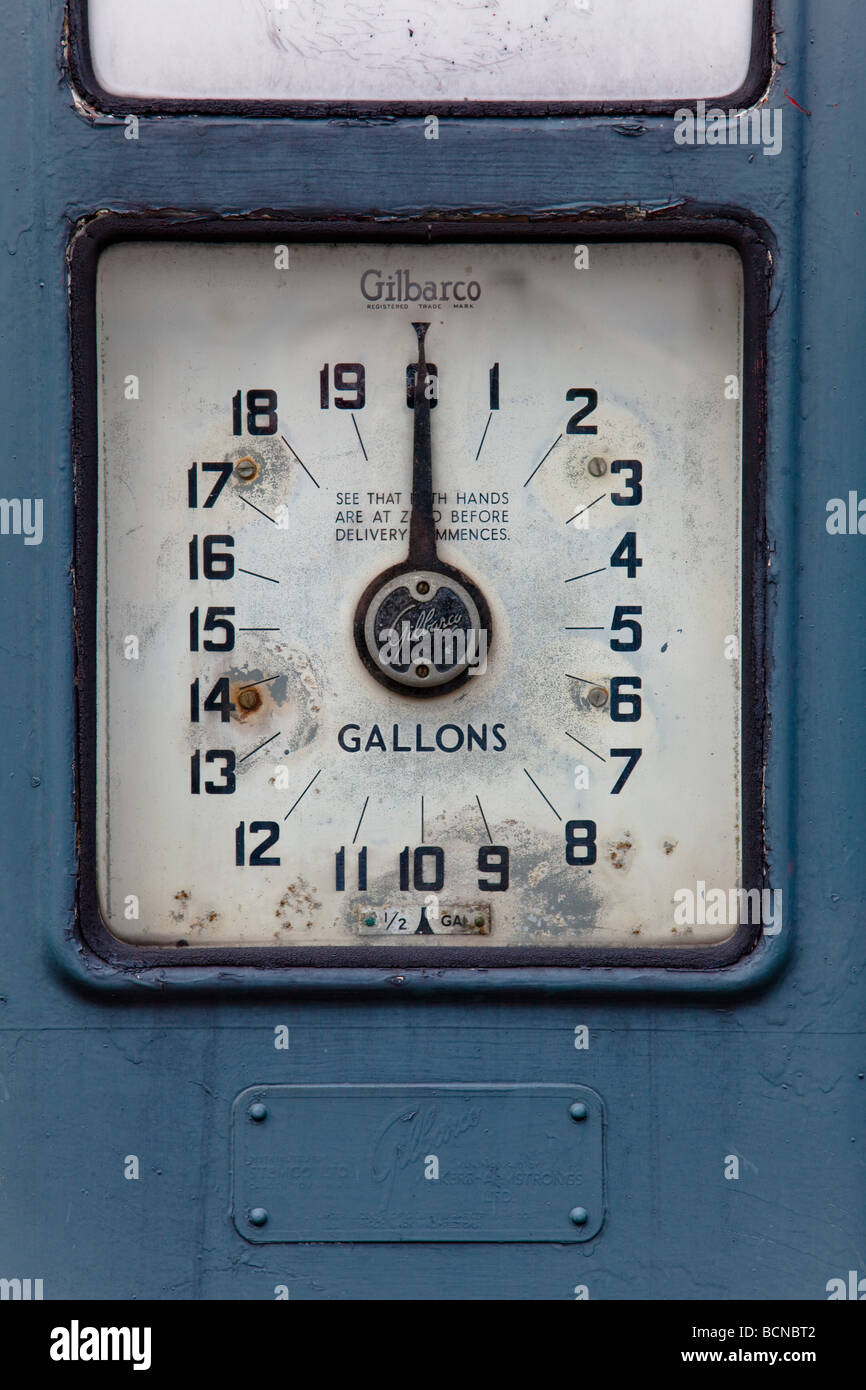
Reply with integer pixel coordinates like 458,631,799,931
0,0,863,1298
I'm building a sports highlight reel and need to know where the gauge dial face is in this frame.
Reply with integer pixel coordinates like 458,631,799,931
94,239,744,952
83,0,756,104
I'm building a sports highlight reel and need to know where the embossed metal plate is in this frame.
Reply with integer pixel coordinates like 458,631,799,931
232,1083,605,1242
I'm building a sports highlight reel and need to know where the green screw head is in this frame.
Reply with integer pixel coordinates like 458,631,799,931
474,915,485,928
364,914,377,927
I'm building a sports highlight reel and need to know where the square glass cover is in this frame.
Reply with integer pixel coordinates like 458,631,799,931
93,238,744,951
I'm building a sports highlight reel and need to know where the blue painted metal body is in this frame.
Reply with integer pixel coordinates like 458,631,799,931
0,0,863,1298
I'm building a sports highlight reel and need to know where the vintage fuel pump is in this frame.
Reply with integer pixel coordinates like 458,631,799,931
0,0,863,1305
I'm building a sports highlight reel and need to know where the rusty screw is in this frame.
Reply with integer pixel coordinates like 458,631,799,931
588,686,608,709
587,457,607,477
416,664,430,679
474,915,485,928
235,457,258,482
238,687,262,711
416,580,430,595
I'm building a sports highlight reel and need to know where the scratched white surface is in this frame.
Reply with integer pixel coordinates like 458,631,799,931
86,0,755,102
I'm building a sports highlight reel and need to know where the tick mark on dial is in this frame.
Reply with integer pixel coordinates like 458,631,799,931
352,796,370,845
523,768,562,822
566,494,605,526
238,731,281,764
239,675,281,691
565,731,606,763
475,411,493,461
284,769,321,820
351,415,369,461
280,434,320,488
238,567,280,584
524,433,562,487
239,495,278,525
476,795,493,844
565,569,605,583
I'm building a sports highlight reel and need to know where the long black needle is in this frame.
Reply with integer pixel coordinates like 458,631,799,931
408,321,437,568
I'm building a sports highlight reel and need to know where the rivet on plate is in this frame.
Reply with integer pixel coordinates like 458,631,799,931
569,1206,589,1227
569,1102,588,1122
249,1207,269,1227
249,1103,268,1123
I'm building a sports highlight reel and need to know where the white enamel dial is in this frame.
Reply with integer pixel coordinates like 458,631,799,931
95,238,743,950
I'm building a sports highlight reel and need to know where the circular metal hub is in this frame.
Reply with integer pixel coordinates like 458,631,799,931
354,563,491,697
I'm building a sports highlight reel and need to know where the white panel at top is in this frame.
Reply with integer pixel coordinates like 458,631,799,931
85,0,756,104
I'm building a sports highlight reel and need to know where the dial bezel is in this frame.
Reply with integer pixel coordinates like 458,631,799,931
70,208,771,981
65,0,774,122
